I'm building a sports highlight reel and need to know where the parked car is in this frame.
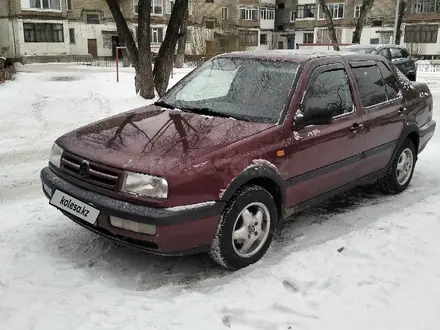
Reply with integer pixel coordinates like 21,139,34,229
40,50,436,270
344,44,417,81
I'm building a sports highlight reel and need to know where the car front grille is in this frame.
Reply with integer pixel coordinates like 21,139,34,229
60,151,122,190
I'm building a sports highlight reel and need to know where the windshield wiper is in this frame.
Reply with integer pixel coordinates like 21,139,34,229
154,100,175,109
179,106,231,118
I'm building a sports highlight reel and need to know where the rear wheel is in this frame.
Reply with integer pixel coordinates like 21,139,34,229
209,185,277,270
379,138,416,194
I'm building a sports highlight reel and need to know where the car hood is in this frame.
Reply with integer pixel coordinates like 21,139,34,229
56,105,274,175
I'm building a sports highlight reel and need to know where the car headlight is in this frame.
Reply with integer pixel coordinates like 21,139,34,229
49,143,64,168
122,171,168,199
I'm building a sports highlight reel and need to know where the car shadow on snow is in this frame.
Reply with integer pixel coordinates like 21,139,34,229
44,179,429,292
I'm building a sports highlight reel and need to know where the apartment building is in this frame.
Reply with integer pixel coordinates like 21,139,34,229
0,0,71,60
0,0,195,62
190,0,276,56
274,0,296,49
404,0,440,58
290,0,395,47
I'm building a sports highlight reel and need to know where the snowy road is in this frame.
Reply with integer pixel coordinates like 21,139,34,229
1,65,440,330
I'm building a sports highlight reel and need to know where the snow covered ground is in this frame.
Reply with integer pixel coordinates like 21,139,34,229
1,64,440,330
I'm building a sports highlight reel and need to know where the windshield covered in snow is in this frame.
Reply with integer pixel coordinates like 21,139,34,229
159,57,299,124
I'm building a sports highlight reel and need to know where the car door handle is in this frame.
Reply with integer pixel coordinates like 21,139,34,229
351,123,363,133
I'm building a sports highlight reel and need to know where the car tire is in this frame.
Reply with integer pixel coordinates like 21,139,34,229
209,185,277,270
378,138,416,194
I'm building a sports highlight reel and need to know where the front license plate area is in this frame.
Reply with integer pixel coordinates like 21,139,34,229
50,189,100,225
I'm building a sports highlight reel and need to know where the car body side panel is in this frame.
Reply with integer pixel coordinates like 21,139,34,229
358,99,404,177
165,125,290,207
282,57,364,207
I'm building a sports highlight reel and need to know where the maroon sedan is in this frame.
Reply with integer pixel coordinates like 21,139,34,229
41,50,436,270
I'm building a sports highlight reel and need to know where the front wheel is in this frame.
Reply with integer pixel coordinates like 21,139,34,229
379,138,416,194
209,185,277,270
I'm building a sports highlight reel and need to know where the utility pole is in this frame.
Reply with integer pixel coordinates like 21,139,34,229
393,0,401,44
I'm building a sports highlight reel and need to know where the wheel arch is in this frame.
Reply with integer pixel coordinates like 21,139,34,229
389,124,420,168
220,164,286,221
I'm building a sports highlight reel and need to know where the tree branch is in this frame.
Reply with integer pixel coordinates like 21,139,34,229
105,0,138,65
352,0,375,44
317,0,340,50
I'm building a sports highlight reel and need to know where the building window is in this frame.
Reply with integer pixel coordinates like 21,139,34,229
153,0,163,14
86,14,100,24
69,28,75,43
260,8,275,20
296,4,316,19
316,28,342,43
205,0,213,3
65,0,72,10
166,0,174,14
222,7,228,20
319,3,344,19
304,32,314,43
354,5,361,18
205,20,215,29
404,24,438,43
23,23,64,42
188,0,193,15
411,0,439,13
151,27,164,43
240,6,258,20
277,3,284,9
186,27,192,43
239,30,258,46
260,33,267,45
134,0,163,15
289,11,295,22
29,0,61,10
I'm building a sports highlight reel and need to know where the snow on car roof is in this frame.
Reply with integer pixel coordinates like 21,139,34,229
218,49,381,63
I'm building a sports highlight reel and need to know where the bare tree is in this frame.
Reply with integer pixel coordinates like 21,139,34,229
317,0,341,50
394,0,407,44
174,5,189,68
406,42,426,56
318,0,376,47
106,0,188,99
153,0,189,97
106,0,154,99
352,0,376,44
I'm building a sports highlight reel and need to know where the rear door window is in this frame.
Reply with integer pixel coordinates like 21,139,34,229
377,62,400,100
351,64,388,107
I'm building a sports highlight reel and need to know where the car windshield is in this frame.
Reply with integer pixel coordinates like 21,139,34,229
345,46,376,54
158,57,299,124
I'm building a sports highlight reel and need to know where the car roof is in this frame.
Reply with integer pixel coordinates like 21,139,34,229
217,49,387,63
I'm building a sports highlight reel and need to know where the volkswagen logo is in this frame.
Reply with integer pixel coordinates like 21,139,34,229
79,160,90,178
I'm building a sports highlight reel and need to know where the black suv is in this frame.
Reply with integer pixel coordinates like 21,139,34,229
344,44,417,81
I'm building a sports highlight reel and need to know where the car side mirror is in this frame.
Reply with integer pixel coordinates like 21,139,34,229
295,107,333,129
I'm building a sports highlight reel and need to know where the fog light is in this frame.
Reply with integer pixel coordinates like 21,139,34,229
43,183,52,196
109,216,156,235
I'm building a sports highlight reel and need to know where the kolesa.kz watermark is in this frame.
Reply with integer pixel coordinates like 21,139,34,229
60,195,90,217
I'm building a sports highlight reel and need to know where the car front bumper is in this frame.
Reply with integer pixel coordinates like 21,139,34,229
40,166,224,255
